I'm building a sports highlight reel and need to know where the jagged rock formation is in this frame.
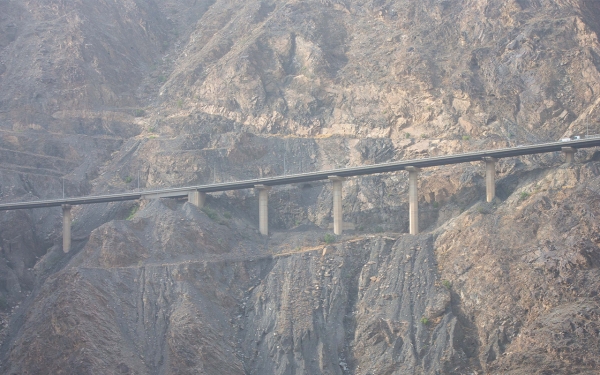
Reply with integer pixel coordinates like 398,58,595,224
1,0,600,373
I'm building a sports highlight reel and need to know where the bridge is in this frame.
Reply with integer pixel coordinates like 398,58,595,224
1,138,599,252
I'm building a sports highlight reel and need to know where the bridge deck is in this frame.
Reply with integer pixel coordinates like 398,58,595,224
1,138,599,211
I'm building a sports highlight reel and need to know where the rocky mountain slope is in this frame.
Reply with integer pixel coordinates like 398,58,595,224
1,0,600,373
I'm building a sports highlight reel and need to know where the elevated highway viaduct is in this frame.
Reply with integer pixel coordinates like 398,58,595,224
1,139,599,252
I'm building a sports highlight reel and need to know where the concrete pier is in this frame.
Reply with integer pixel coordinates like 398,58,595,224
188,190,206,208
562,147,576,164
406,167,420,235
255,184,271,236
483,157,497,202
62,204,72,253
328,176,345,235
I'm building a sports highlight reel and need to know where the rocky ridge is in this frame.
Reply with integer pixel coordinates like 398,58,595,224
1,0,600,374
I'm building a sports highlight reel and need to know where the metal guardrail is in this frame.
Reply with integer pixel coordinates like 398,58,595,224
1,138,599,211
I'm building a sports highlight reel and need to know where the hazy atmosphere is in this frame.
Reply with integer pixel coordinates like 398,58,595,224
1,0,600,373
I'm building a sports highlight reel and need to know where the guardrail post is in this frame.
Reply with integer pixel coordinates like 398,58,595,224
562,147,576,164
62,204,72,253
255,185,271,236
406,167,420,235
188,190,206,208
483,157,497,202
328,176,345,235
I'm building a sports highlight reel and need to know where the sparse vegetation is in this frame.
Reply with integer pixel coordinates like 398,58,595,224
462,135,471,141
442,280,452,289
374,225,384,233
432,201,439,209
323,233,336,244
223,211,232,219
0,296,8,311
420,317,430,325
421,133,428,139
126,205,139,220
177,99,183,109
519,191,530,201
201,206,219,221
405,132,411,139
158,75,166,83
45,252,63,270
148,126,156,133
133,109,146,117
124,176,133,183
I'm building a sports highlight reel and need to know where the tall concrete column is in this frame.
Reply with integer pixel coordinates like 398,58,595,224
562,147,576,164
62,204,72,253
328,176,345,235
255,185,271,236
406,167,420,235
188,190,206,208
483,157,497,203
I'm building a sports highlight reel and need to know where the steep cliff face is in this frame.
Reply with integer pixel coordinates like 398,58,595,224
1,0,600,373
4,161,600,374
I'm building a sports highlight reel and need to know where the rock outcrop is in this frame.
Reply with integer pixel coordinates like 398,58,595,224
1,0,600,373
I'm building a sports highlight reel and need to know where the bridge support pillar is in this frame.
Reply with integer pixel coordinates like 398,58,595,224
328,176,345,236
62,204,72,253
483,157,497,202
406,167,420,235
255,185,271,236
188,190,206,208
562,147,576,164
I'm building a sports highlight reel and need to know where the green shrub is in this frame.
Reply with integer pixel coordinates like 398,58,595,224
177,99,183,109
133,109,146,117
223,211,232,220
126,205,139,220
421,133,428,139
420,317,430,325
374,225,384,233
158,75,166,83
201,206,218,221
323,233,336,244
432,201,439,209
405,132,411,139
462,135,471,141
519,191,530,201
442,280,452,289
124,176,133,183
